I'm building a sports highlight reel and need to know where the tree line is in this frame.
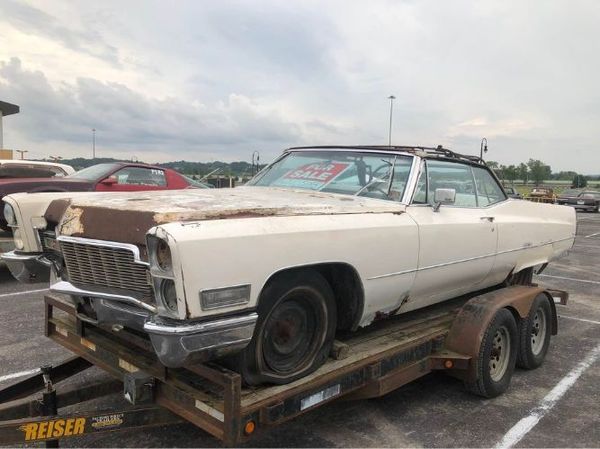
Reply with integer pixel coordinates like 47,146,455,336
487,159,594,188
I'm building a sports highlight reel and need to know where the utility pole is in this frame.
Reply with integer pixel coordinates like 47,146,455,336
92,128,96,159
251,151,260,176
387,95,395,146
15,149,28,160
480,137,488,160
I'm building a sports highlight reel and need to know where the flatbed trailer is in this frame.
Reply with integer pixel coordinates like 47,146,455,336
0,285,568,447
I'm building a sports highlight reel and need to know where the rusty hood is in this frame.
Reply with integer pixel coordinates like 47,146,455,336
47,186,406,244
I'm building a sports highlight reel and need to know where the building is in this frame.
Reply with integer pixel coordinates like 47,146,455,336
0,101,19,159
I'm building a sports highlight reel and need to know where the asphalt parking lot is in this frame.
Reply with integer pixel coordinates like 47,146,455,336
1,213,599,448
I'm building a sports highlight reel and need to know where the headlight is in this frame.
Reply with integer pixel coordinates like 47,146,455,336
147,235,172,274
159,279,178,314
3,203,16,227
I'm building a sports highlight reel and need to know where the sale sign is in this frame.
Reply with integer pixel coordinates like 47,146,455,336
273,162,351,190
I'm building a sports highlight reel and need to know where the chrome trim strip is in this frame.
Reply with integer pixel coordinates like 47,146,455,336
1,251,41,262
57,235,149,266
401,155,421,204
50,280,157,313
367,236,575,280
144,312,258,335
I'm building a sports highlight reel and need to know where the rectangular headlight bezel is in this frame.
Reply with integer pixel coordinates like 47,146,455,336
200,285,251,310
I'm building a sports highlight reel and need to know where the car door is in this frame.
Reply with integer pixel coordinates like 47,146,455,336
405,159,499,309
95,166,169,192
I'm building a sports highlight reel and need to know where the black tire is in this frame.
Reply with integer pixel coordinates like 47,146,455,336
517,294,552,370
465,308,518,398
234,269,337,385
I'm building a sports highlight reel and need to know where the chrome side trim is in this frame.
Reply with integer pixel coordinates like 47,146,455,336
402,155,422,204
144,312,258,335
367,236,575,280
50,280,157,313
56,235,149,266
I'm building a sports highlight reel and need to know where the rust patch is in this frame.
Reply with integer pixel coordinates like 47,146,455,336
59,207,85,236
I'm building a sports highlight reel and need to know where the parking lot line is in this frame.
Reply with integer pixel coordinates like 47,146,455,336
0,288,48,298
495,343,600,449
559,315,600,326
584,231,600,238
537,274,600,285
0,368,39,383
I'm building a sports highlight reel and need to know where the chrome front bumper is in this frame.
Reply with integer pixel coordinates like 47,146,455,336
50,279,257,368
2,251,50,283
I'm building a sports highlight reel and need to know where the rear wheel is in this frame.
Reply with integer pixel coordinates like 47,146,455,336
517,294,552,369
465,308,518,398
235,270,336,385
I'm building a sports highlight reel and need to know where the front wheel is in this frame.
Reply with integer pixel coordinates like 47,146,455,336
234,270,337,385
465,308,518,398
517,294,552,369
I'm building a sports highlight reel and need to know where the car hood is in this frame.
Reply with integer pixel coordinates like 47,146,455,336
0,177,91,196
47,186,406,244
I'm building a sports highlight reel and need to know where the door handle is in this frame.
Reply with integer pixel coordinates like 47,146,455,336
480,216,495,222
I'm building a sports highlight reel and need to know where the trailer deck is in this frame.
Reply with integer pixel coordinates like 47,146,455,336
0,286,567,447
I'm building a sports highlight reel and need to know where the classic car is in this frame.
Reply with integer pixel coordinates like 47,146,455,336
528,187,554,198
0,161,204,230
0,160,75,178
556,189,600,212
503,186,522,199
1,145,576,385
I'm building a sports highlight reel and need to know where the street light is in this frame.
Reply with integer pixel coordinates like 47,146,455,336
388,95,396,146
15,149,28,160
92,128,96,159
251,151,260,176
480,137,488,160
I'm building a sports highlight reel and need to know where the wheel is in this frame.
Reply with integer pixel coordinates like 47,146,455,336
517,294,552,369
234,269,337,385
465,308,518,398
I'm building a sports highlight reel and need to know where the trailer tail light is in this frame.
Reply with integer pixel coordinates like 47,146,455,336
444,360,454,369
244,420,256,435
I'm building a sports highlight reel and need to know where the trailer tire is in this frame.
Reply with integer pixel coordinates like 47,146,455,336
465,308,518,398
234,269,337,386
517,294,552,370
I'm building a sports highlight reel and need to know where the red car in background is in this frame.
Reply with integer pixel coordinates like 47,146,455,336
0,162,205,230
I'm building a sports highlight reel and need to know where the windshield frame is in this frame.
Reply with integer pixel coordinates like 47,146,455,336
248,148,417,204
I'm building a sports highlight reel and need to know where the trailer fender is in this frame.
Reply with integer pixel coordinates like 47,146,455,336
443,285,553,382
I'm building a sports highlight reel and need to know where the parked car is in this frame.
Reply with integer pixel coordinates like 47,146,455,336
2,145,576,385
0,162,202,230
529,187,554,198
504,186,522,199
556,189,600,212
0,160,75,178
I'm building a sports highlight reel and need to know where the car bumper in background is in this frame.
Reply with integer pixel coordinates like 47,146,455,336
1,251,50,283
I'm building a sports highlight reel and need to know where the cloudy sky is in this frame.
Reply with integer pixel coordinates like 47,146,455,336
0,0,599,172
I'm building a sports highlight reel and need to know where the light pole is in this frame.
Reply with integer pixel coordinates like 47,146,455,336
387,95,395,146
251,151,260,176
480,137,488,160
15,149,28,160
92,128,96,159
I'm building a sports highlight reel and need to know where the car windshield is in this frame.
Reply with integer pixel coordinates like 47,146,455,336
182,175,213,188
67,163,121,181
248,150,413,202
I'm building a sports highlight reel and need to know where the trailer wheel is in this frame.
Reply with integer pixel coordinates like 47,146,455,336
517,294,552,369
465,308,518,398
235,269,336,385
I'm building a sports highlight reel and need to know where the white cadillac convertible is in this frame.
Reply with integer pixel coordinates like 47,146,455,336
2,146,576,385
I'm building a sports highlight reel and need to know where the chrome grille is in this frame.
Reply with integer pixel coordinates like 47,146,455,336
60,239,154,303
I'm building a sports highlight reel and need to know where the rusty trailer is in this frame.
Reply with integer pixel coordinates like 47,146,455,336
0,285,568,447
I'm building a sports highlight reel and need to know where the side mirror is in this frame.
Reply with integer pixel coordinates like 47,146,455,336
100,176,117,186
433,188,456,212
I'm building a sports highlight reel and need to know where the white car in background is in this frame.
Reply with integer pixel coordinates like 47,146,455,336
1,146,576,385
0,160,75,177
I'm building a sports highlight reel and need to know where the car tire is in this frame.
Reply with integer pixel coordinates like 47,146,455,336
465,308,518,398
517,294,552,370
234,269,337,386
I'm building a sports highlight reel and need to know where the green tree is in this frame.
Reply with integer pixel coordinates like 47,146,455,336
518,163,529,184
527,159,551,186
504,165,518,185
572,174,588,188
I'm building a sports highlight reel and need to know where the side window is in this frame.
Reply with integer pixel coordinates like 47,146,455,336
427,160,477,207
112,167,167,186
472,166,506,206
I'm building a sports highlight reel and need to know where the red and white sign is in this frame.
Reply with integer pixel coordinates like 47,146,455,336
274,162,350,189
